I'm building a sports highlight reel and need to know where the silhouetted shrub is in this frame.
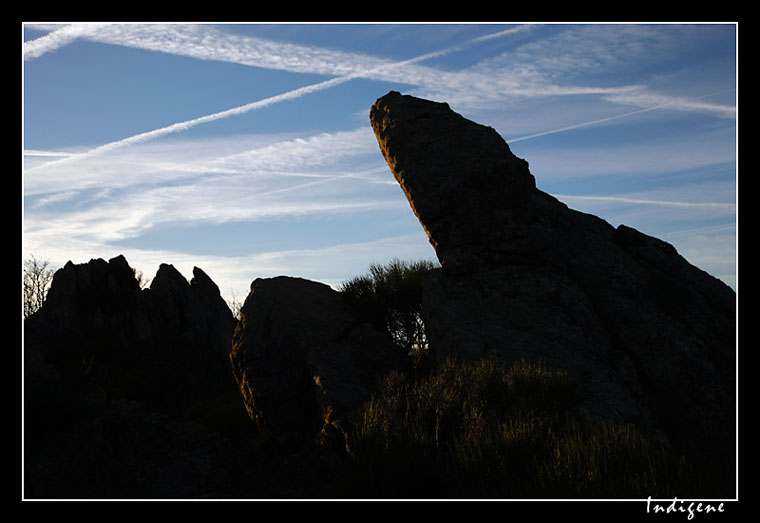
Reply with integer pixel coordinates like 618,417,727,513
343,355,698,499
339,258,438,357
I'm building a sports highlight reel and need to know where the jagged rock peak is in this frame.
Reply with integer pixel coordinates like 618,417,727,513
191,266,221,295
39,255,142,330
150,262,188,292
28,254,235,380
50,254,141,297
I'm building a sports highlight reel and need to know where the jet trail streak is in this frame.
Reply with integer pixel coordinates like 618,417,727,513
25,25,534,174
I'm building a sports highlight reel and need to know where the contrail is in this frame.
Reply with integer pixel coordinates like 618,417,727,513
25,75,354,173
508,106,664,143
23,24,99,60
553,194,735,213
23,149,82,157
508,89,735,143
26,24,534,174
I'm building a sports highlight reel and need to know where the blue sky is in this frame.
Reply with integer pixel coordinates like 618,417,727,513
22,22,737,303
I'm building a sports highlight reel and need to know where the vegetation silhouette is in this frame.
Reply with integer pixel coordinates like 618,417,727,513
23,255,55,318
342,355,703,499
339,258,438,358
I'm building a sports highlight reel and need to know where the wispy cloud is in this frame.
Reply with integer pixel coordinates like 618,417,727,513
414,24,736,119
23,126,399,250
23,23,100,60
23,149,82,157
208,128,379,174
24,23,535,81
23,127,381,197
24,23,390,75
603,90,736,119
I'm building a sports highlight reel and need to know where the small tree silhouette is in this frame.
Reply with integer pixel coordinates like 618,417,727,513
339,258,437,357
226,289,243,321
23,255,55,318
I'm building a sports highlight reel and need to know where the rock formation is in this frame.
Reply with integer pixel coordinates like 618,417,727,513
26,255,236,398
24,255,244,497
370,91,736,475
25,256,401,498
230,276,407,447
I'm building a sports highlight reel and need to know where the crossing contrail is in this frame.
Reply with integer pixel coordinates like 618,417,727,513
25,24,535,174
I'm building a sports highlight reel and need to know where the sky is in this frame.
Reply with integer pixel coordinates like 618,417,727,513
22,22,738,305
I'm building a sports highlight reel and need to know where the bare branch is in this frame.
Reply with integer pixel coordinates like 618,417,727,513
23,255,55,318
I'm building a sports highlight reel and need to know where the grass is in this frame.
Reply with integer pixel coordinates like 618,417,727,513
341,354,700,499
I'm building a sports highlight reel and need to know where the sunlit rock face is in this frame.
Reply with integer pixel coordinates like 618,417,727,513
370,91,540,269
370,91,736,474
230,276,407,447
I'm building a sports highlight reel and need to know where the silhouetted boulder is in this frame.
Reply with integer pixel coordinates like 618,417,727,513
370,91,736,482
230,276,407,448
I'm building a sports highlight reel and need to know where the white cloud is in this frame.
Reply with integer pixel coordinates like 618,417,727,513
22,125,406,299
23,23,385,73
23,149,82,157
603,89,736,119
209,127,379,173
24,127,381,198
412,24,735,119
24,23,535,81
